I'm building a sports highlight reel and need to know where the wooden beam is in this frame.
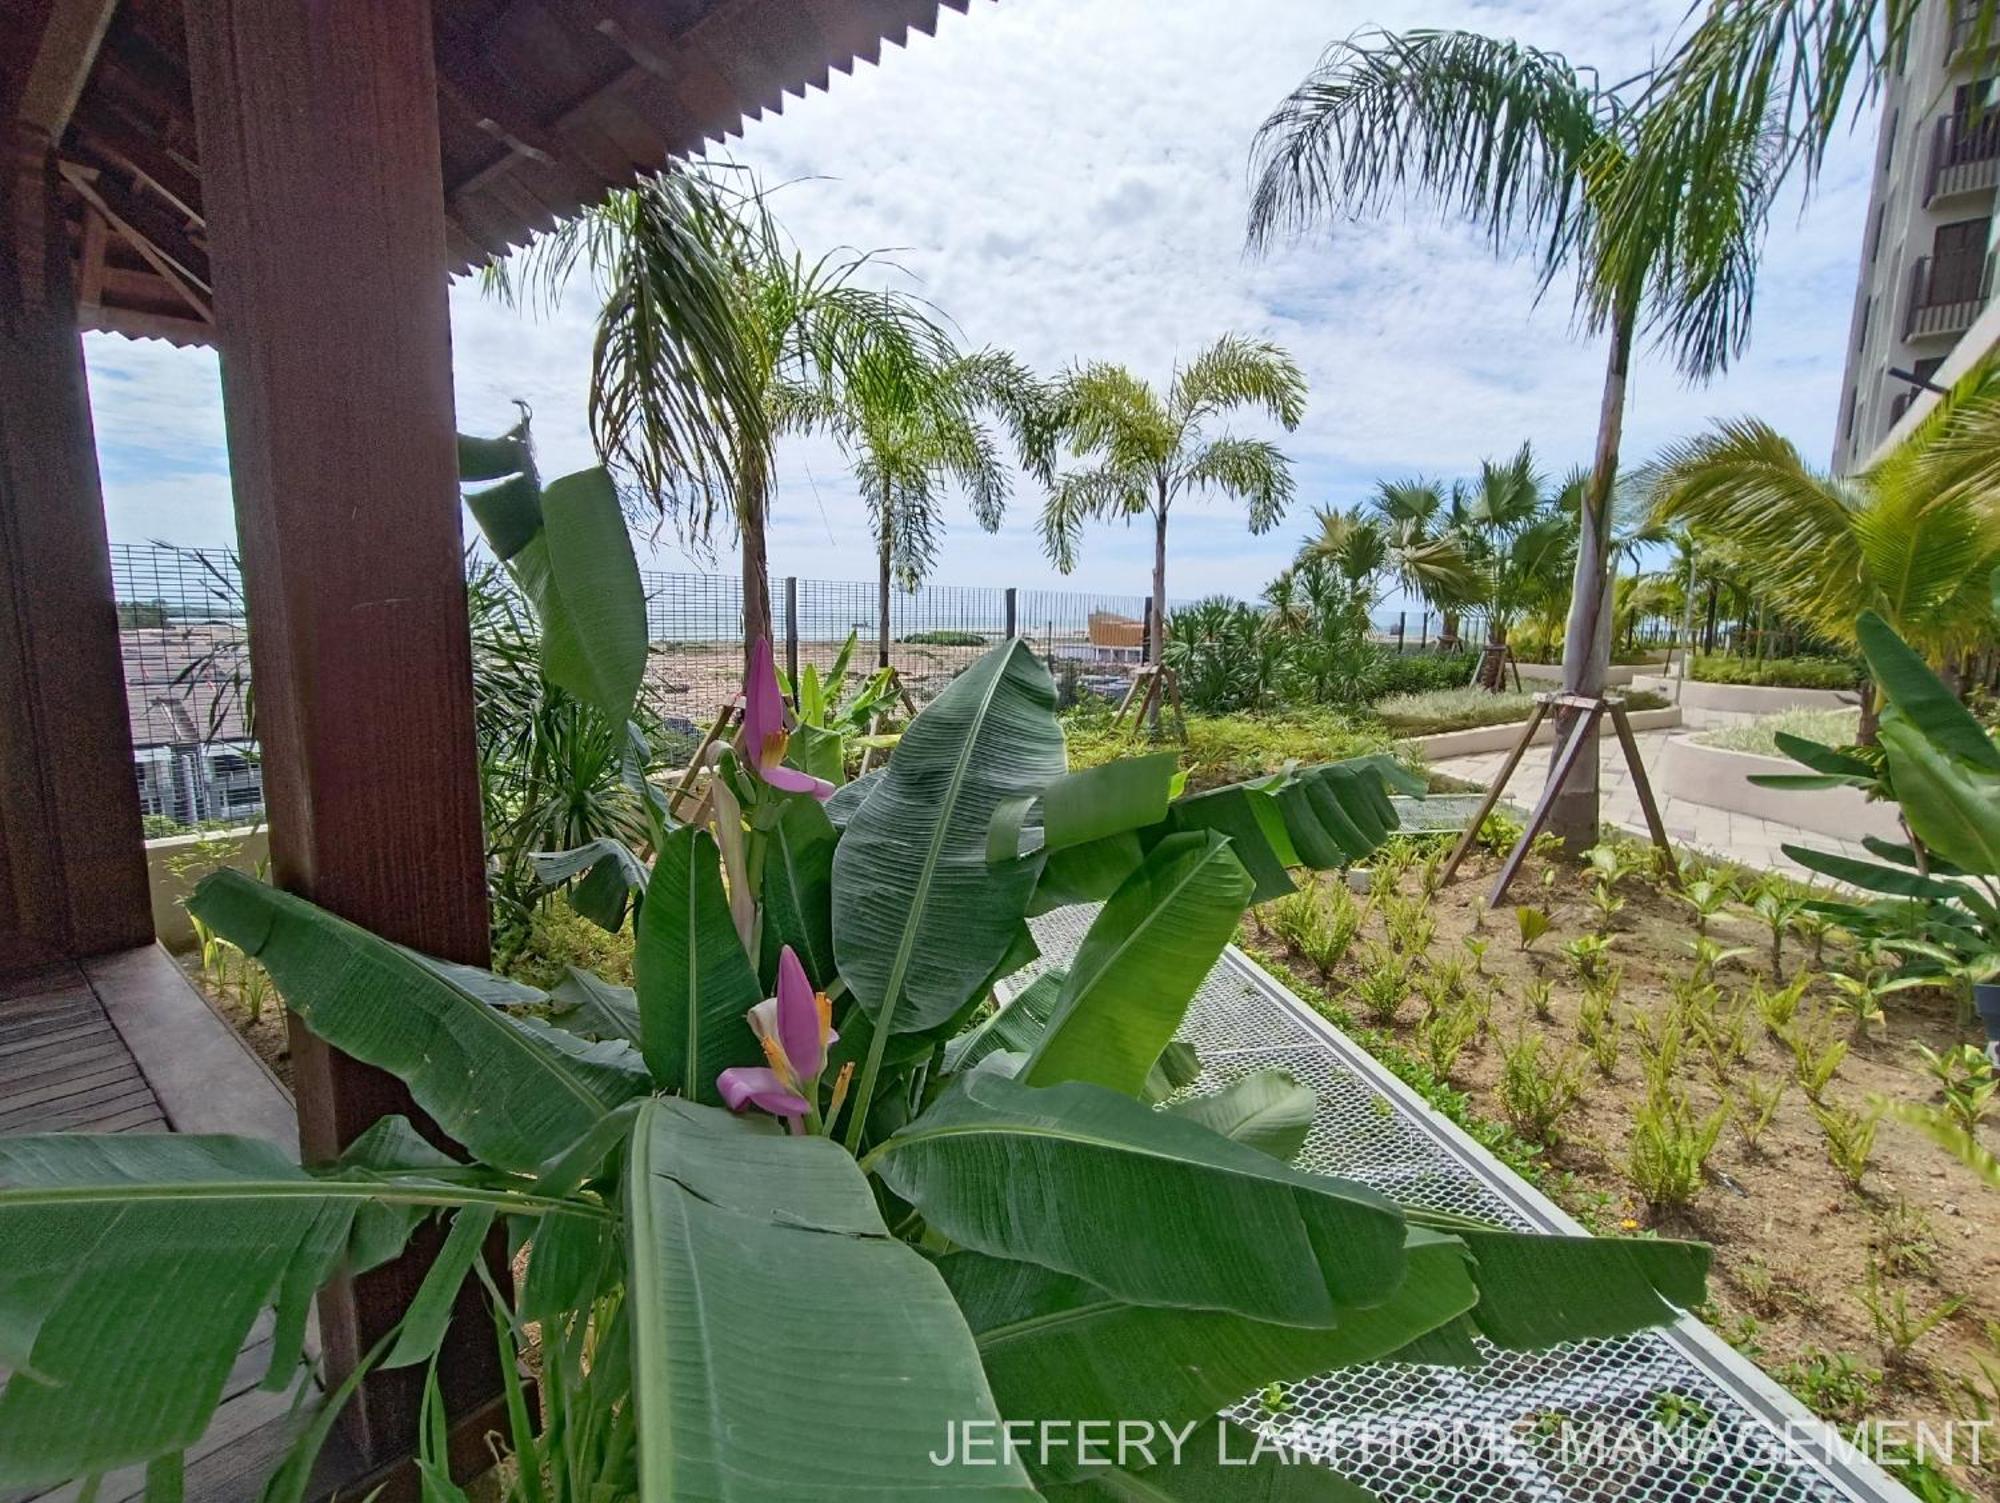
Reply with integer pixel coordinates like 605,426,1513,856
0,128,154,974
7,0,118,136
181,0,500,1471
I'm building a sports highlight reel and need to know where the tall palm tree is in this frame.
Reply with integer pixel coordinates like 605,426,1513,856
1249,29,1782,847
823,348,1047,667
507,171,958,666
1039,336,1307,677
1645,362,2000,720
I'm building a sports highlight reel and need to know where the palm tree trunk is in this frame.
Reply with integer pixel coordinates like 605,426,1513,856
1149,491,1169,732
1476,619,1508,691
739,450,774,674
1545,299,1635,853
877,488,893,671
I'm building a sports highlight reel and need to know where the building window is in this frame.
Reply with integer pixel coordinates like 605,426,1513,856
1884,106,1900,173
1842,385,1857,442
1869,202,1887,263
1858,293,1873,352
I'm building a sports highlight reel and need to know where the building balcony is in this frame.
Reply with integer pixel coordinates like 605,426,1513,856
1927,111,2000,202
1904,251,1994,338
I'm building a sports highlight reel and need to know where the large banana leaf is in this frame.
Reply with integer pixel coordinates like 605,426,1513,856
1022,833,1251,1097
1038,1421,1376,1501
461,426,646,720
1165,1070,1317,1161
1777,844,1976,900
622,1098,1036,1501
868,1073,1409,1324
191,870,650,1175
942,1228,1479,1436
633,826,764,1104
944,970,1066,1073
1858,610,2000,771
550,966,642,1043
1878,718,2000,877
833,641,1066,1035
0,1131,500,1487
758,793,838,988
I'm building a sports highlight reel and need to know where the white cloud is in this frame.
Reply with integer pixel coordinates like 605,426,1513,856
82,0,1872,610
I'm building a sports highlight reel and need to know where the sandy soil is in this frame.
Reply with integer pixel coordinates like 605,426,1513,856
1245,838,2000,1494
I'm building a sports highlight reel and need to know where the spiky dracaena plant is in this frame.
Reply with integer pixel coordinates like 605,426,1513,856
1039,336,1307,696
1250,28,1783,848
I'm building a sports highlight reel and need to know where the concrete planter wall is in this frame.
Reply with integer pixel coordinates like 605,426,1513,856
1512,657,1667,687
145,826,269,951
1657,677,1857,717
1653,738,1902,843
1401,705,1682,761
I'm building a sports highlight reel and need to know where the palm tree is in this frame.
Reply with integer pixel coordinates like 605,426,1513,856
1040,336,1307,682
1645,362,2000,723
507,172,958,666
823,349,1047,668
1456,447,1577,688
1249,29,1782,847
1364,479,1481,647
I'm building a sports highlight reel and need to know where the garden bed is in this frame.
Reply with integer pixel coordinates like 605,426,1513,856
1241,833,2000,1501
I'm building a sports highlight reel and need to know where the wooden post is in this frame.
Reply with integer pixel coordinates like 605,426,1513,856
184,0,500,1473
0,121,153,974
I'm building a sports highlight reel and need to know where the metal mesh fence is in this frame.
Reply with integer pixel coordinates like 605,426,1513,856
109,543,259,830
107,542,1178,825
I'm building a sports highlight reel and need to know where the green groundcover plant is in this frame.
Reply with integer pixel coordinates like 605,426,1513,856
0,454,1709,1502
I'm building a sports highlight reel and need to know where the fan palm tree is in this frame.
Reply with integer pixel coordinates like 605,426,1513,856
1249,29,1783,847
1646,361,2000,719
823,349,1047,668
1457,447,1578,688
505,171,958,667
1039,336,1307,680
1365,479,1481,647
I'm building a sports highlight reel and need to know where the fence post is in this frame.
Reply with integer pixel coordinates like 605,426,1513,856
783,576,799,699
1004,586,1017,640
1419,611,1430,649
1394,612,1405,654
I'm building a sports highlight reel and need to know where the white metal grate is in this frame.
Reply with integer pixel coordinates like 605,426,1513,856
1008,905,1915,1503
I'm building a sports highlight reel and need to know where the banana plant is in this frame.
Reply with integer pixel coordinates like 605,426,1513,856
1764,592,2000,1041
0,510,1713,1500
0,635,1711,1501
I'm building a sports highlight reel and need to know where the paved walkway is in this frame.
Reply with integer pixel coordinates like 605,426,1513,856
1429,728,1878,881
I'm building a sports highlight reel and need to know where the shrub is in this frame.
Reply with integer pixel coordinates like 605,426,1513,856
1695,707,1861,759
1368,650,1476,697
1628,1085,1727,1209
1498,1032,1588,1146
898,629,987,647
1162,597,1281,713
1688,654,1860,690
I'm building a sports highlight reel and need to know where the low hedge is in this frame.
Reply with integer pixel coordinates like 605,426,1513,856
1688,654,1859,690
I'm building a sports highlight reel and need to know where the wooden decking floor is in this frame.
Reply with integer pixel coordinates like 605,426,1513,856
1,954,323,1503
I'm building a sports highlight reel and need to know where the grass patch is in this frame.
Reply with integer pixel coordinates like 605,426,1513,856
1696,706,1860,759
1063,706,1390,791
1375,685,1667,737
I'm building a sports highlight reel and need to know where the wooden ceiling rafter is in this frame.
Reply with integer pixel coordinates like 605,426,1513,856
37,0,983,342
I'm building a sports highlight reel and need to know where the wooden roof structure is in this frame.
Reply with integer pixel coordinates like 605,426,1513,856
24,0,972,346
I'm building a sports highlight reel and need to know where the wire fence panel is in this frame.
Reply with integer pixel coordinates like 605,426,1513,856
109,543,260,829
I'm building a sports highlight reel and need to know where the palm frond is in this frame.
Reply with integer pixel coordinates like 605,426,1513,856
1248,27,1606,281
1039,463,1150,573
1179,437,1296,531
1169,335,1307,432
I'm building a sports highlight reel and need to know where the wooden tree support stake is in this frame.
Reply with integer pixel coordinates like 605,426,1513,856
667,698,741,823
1436,692,1682,906
1111,663,1186,741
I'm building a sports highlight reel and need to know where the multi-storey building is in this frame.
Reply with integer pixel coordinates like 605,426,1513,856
1836,1,2000,471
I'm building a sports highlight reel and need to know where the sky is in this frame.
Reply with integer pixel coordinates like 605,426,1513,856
83,0,1876,612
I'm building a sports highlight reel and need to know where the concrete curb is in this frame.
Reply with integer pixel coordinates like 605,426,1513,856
1654,736,1903,843
1400,704,1682,761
